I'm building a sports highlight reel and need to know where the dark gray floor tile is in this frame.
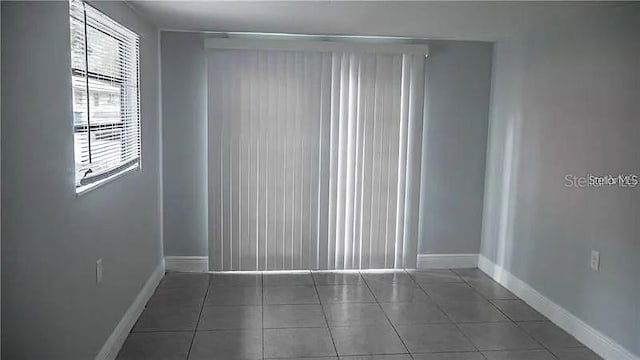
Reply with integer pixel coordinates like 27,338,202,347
188,329,262,360
264,327,336,358
458,323,542,351
517,321,584,349
264,272,314,286
198,306,261,330
439,300,510,323
264,304,326,328
317,285,376,303
412,353,484,360
263,285,319,304
490,300,546,322
483,349,557,360
395,324,476,353
147,286,207,308
133,306,200,332
451,268,491,281
420,283,485,303
266,358,336,360
116,332,192,360
159,272,210,289
312,271,364,285
331,324,407,356
466,279,517,300
205,287,262,306
380,302,450,325
552,348,602,360
324,303,389,327
341,355,412,360
362,271,415,285
408,269,464,284
209,273,262,287
369,283,431,303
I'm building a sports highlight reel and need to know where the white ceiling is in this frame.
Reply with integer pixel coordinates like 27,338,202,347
128,1,632,41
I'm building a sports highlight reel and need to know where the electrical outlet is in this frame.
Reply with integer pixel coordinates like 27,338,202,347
590,250,600,271
96,258,103,286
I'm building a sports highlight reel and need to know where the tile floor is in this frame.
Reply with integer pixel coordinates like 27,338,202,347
117,268,602,360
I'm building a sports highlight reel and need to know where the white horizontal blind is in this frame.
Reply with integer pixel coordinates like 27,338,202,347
69,0,141,189
208,48,425,270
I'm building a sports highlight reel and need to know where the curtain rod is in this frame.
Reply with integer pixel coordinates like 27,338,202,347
204,34,430,55
207,31,430,43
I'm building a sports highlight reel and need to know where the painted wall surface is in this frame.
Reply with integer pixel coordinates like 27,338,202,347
161,34,493,258
418,40,492,255
161,32,208,257
481,4,640,356
1,2,161,359
0,3,2,354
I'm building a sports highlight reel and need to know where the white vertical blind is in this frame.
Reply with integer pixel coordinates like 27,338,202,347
69,0,141,190
208,47,425,270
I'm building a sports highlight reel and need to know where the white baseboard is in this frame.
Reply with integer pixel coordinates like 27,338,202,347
165,254,477,272
94,260,165,360
478,255,639,360
416,253,479,269
165,256,209,272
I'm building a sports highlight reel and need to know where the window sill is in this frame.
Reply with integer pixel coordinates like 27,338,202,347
75,163,140,196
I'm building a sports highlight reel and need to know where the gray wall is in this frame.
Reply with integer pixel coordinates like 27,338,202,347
0,3,3,352
1,2,161,359
418,41,492,255
160,33,493,257
481,4,640,356
161,32,208,256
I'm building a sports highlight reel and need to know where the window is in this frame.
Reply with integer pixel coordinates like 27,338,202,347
69,0,141,192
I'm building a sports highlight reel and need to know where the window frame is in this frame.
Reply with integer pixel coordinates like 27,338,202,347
69,0,142,194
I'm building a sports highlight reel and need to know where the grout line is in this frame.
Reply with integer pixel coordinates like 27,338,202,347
263,325,336,330
314,275,340,358
131,329,199,334
261,271,265,360
360,269,414,359
185,275,211,359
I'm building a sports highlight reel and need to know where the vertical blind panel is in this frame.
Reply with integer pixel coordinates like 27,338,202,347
327,53,423,270
209,50,329,270
208,48,424,270
69,0,141,187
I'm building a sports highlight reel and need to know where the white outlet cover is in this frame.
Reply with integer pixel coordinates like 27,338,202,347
590,250,600,271
96,258,103,285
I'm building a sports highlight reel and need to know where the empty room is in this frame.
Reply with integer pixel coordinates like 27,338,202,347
1,1,639,360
